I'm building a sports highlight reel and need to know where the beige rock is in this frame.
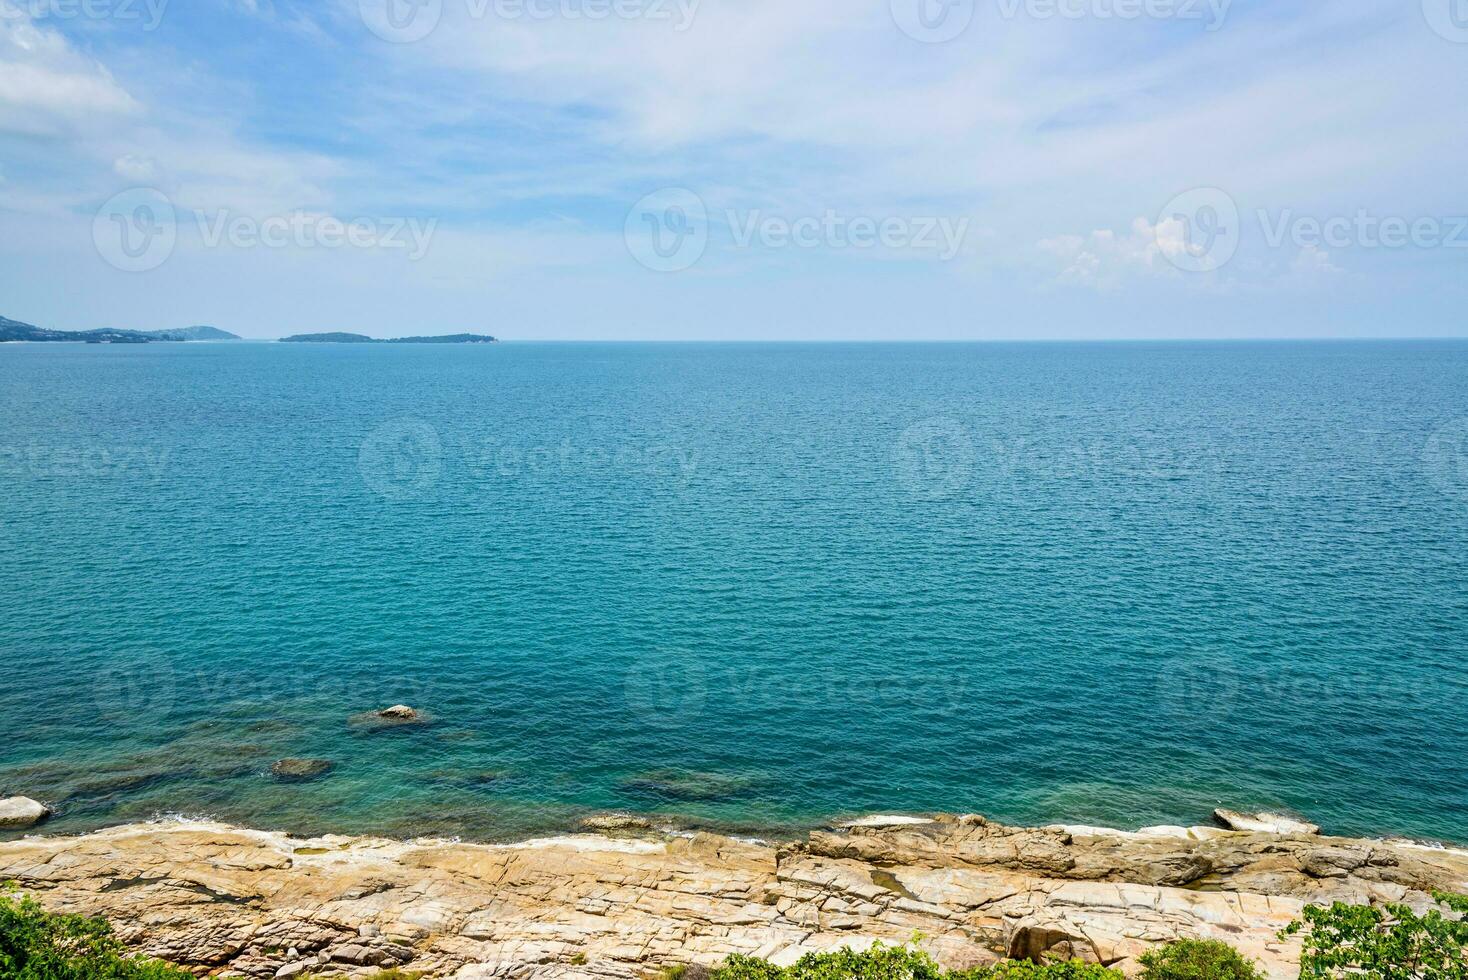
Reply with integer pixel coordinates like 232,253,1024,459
578,814,654,833
3,816,1466,980
1214,809,1321,836
0,796,51,829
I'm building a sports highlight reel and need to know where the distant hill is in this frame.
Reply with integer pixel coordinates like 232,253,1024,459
280,332,498,344
143,326,240,341
0,315,240,343
280,332,377,343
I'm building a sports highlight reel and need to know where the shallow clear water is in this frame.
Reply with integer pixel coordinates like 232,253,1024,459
2,341,1466,844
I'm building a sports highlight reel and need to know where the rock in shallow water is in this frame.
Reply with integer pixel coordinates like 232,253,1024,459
580,813,654,832
348,705,432,732
270,760,335,783
1214,808,1321,835
0,797,51,829
621,769,755,801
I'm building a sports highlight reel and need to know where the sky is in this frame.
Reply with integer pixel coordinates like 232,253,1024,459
0,0,1465,340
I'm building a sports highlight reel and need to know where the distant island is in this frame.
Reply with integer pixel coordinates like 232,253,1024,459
0,316,498,345
279,332,498,344
0,316,240,344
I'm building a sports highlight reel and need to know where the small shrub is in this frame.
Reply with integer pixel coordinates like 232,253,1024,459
0,887,193,979
714,944,942,980
713,945,1120,980
1137,940,1263,980
948,961,1122,980
1282,892,1468,979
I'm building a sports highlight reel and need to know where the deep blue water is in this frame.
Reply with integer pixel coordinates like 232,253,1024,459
2,341,1466,844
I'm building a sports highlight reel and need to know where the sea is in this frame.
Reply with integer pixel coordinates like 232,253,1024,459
2,340,1465,844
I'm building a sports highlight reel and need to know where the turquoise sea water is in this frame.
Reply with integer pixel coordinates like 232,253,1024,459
2,341,1466,844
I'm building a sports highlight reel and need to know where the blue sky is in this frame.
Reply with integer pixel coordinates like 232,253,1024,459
1,0,1465,339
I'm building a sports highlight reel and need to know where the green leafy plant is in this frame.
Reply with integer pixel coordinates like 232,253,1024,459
714,944,943,980
948,962,1123,980
711,944,1121,980
0,887,192,979
1281,892,1468,979
1137,939,1263,980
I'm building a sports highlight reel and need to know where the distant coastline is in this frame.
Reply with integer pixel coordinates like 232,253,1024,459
1,315,500,346
0,316,240,344
279,331,498,344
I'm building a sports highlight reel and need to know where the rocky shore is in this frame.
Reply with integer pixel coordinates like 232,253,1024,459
3,813,1466,980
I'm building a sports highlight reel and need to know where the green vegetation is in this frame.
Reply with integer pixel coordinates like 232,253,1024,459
707,943,1121,980
1282,892,1468,979
9,882,1468,980
1137,940,1264,980
0,888,191,979
949,963,1123,980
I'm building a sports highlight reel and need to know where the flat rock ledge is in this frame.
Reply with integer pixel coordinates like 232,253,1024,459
3,815,1466,980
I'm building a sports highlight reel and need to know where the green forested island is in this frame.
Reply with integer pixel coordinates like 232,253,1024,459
0,316,239,344
279,332,498,344
0,316,496,345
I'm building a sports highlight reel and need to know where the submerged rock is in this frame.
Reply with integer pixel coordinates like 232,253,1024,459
425,770,508,790
348,706,432,732
621,770,755,802
1214,808,1321,836
0,797,51,830
580,813,655,833
837,815,938,829
270,760,335,783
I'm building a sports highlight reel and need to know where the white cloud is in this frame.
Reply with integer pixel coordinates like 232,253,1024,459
1277,244,1344,288
1039,217,1182,288
113,153,161,182
0,14,139,134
